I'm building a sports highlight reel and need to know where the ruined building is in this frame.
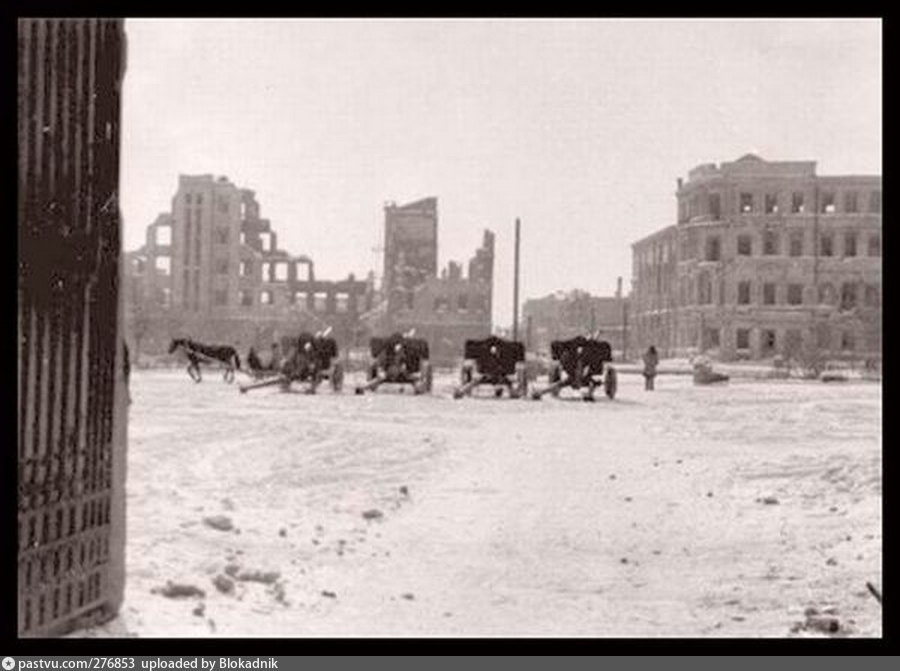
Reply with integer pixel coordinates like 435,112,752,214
382,197,440,314
523,279,629,356
124,175,372,354
375,197,494,364
631,154,881,362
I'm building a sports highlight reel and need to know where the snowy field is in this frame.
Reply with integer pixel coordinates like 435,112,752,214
75,369,882,638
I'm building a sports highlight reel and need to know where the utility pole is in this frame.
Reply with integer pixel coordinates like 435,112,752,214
513,217,521,342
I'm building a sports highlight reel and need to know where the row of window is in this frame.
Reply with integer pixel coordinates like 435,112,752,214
154,222,274,254
183,191,253,218
391,290,489,313
136,256,313,282
237,260,310,282
183,193,231,216
729,281,880,309
689,276,879,309
638,229,881,271
642,320,867,354
232,231,273,250
231,290,353,313
636,241,676,268
724,326,859,353
682,188,882,221
150,286,356,313
739,190,881,215
433,294,488,313
709,231,882,260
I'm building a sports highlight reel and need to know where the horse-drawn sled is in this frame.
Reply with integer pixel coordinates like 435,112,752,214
169,338,242,383
531,334,617,401
453,336,528,399
355,331,433,395
239,329,344,394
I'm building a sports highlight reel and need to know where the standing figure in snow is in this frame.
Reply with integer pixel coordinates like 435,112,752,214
643,345,659,391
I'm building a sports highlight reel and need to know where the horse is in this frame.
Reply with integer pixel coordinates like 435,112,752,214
168,338,242,383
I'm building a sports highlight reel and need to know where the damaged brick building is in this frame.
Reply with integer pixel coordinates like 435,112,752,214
631,154,881,362
124,175,373,356
522,280,629,356
373,197,495,364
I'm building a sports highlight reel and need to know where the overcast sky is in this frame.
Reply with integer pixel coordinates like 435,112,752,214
121,19,881,326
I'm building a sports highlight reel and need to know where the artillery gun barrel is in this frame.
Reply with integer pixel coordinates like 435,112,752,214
453,375,483,399
355,376,386,394
239,374,288,394
532,378,567,400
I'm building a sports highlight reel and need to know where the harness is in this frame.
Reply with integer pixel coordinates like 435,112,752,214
179,341,234,367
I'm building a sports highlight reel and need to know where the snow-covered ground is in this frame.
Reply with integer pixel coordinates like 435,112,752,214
75,369,882,637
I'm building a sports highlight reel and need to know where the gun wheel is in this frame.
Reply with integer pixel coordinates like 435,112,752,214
604,366,618,399
460,362,474,386
515,362,528,399
548,362,561,398
417,361,433,394
331,363,344,392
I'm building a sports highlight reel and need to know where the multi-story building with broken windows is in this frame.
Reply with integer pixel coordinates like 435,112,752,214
124,175,372,355
631,154,881,362
371,197,495,364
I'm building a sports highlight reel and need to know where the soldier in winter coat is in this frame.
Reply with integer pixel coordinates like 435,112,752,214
642,345,659,391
